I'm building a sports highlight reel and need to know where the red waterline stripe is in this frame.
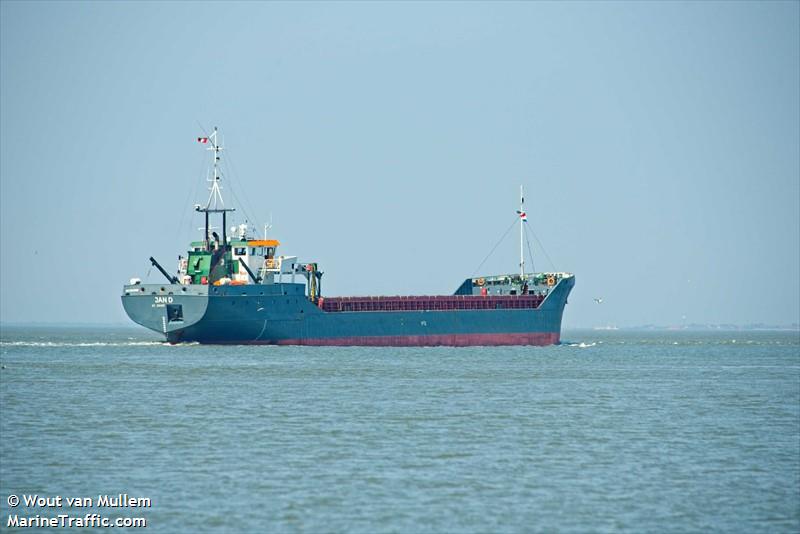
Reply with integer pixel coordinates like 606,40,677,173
272,332,560,347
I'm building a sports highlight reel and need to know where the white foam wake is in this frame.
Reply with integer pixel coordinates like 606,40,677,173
0,341,166,348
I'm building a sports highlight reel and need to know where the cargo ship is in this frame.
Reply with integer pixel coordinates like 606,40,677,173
121,129,574,346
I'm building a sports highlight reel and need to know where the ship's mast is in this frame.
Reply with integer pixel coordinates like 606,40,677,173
196,127,235,252
519,185,525,277
206,127,225,209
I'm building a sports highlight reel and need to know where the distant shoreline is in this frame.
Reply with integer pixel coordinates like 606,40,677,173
590,324,800,332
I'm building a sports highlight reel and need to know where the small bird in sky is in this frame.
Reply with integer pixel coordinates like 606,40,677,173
593,298,603,304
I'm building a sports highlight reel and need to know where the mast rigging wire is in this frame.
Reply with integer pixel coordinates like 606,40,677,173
525,227,536,273
530,230,557,271
222,151,260,230
174,152,209,245
471,217,519,276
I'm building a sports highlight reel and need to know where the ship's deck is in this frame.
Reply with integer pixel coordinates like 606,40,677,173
319,294,545,313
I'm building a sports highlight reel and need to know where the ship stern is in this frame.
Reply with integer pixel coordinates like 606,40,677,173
121,284,209,342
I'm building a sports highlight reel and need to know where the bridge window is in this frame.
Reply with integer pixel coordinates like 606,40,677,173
235,247,246,256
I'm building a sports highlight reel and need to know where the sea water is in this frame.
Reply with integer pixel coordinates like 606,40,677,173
1,327,798,533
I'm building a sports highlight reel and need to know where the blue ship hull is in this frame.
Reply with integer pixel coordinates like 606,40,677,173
121,276,574,346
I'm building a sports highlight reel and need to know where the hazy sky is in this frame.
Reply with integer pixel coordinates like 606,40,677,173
1,1,798,328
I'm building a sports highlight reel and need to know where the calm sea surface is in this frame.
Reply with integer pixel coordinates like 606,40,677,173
1,327,798,533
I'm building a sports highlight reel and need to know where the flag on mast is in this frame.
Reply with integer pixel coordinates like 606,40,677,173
517,210,527,222
197,137,209,144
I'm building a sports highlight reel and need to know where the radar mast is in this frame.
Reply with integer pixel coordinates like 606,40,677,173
195,127,235,251
518,185,525,277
